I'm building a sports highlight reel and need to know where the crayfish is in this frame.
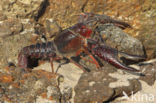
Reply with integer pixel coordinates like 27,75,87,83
18,13,146,74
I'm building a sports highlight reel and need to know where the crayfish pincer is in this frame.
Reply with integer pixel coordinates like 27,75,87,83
86,39,146,75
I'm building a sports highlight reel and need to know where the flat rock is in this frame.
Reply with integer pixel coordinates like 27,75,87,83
0,0,47,19
97,25,145,56
74,66,141,103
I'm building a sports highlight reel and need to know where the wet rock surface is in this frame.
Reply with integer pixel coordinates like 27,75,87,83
0,0,156,103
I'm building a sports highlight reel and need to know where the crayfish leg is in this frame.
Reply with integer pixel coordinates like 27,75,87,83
50,57,62,74
69,58,90,72
83,46,101,69
50,58,54,74
75,47,101,70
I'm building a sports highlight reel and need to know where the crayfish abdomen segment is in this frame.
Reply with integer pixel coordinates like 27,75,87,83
18,51,28,68
18,41,57,68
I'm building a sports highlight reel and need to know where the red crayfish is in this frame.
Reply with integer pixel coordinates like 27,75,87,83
18,13,146,74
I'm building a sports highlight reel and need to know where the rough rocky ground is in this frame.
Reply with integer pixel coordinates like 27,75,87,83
0,0,156,103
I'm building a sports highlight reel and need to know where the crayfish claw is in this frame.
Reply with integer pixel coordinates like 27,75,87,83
118,51,146,61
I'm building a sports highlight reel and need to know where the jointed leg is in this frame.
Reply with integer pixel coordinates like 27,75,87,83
50,58,54,74
69,58,90,72
83,47,100,69
79,55,97,64
75,48,100,69
50,57,62,74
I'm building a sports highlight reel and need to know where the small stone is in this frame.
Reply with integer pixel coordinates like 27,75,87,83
89,81,95,86
0,87,5,97
61,86,72,102
45,19,62,38
0,24,12,37
0,0,48,19
0,74,13,83
139,61,156,85
58,75,64,83
35,96,58,103
0,19,23,37
34,80,44,90
0,12,7,21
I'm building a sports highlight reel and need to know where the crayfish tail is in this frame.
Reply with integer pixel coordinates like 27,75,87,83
18,50,28,68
